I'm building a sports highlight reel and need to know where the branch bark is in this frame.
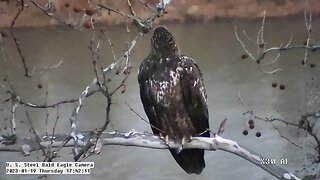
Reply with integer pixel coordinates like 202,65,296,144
0,130,300,180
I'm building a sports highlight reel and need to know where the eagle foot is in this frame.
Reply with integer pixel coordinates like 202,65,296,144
165,135,169,145
174,137,190,154
159,133,170,145
181,137,186,147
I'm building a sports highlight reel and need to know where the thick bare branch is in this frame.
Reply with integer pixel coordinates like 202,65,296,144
0,130,301,180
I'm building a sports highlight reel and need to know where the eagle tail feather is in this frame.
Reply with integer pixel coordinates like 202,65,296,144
170,149,205,174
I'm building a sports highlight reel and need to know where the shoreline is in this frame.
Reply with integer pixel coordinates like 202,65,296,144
0,14,314,30
1,0,320,28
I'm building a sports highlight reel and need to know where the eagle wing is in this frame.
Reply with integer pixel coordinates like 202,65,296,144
138,55,209,137
138,59,161,135
138,55,209,174
170,55,210,174
179,56,209,137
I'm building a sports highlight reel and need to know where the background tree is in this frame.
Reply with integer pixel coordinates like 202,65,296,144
0,0,319,179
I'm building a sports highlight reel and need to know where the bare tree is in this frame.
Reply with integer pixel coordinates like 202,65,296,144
0,0,313,180
235,0,320,179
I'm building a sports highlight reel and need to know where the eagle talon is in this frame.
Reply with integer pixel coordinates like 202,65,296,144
181,137,186,148
165,135,169,145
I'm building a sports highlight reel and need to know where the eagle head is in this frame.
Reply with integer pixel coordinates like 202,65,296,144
151,26,178,57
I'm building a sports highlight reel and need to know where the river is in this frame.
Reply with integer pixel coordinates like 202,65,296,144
0,16,319,180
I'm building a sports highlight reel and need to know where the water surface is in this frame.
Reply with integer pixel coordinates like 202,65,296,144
0,17,320,180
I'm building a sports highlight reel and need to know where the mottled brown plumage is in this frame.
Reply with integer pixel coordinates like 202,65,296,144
138,26,209,174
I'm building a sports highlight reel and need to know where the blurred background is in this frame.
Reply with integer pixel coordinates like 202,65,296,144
0,0,320,180
1,0,320,27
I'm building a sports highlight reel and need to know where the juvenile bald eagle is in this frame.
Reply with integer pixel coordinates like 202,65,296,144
138,26,210,174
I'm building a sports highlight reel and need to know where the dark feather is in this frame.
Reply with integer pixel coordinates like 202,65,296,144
138,26,210,174
180,57,210,137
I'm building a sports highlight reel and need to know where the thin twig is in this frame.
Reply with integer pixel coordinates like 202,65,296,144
100,29,117,62
235,26,256,61
270,122,302,148
10,0,29,76
98,4,142,22
29,0,73,28
19,89,99,108
124,101,166,134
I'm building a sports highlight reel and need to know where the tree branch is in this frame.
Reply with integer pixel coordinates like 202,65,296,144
0,130,301,180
